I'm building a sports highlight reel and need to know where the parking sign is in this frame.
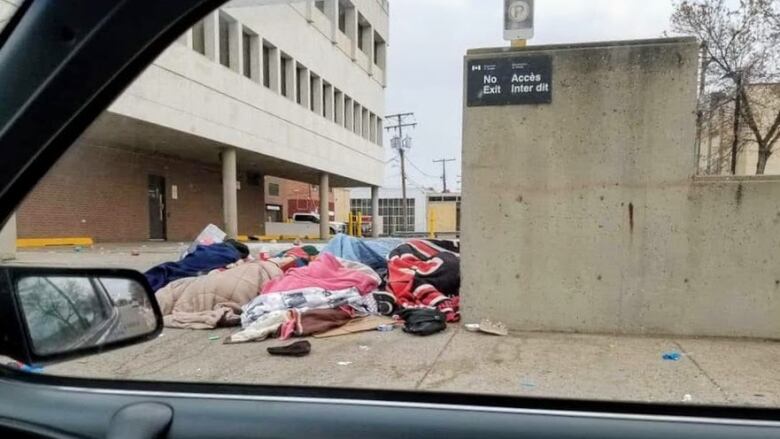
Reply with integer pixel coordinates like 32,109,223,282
504,0,534,40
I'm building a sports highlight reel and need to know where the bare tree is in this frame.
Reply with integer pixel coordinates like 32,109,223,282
671,0,780,174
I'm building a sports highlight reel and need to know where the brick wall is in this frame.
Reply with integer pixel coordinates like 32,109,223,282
17,142,265,242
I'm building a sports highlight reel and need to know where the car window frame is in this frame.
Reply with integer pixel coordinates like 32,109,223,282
0,0,779,428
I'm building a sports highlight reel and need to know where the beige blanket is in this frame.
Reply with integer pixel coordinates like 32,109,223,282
156,261,282,329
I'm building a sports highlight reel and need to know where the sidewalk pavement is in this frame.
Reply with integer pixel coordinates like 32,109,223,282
7,243,780,408
47,325,780,408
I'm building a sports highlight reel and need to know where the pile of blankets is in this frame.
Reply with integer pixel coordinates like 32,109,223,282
228,252,381,343
143,234,461,342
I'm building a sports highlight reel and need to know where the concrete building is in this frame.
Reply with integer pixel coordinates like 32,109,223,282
463,38,780,339
350,187,426,235
699,83,780,175
14,0,389,243
350,187,461,236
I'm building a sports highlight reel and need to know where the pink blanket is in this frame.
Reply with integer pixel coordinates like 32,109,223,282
261,252,379,296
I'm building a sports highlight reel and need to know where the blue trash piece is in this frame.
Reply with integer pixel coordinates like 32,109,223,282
662,352,682,361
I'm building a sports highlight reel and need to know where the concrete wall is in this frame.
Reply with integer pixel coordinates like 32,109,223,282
265,222,319,237
462,38,780,339
0,215,16,260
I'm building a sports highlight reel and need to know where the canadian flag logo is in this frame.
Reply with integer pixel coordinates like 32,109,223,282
472,65,482,72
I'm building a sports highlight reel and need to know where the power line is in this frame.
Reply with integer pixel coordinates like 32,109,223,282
406,158,439,179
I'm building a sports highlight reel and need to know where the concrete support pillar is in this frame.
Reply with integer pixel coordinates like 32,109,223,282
324,0,339,43
335,90,344,125
283,56,296,101
0,214,16,261
297,65,310,108
221,147,239,238
371,186,380,238
178,28,193,49
248,32,261,82
323,83,334,121
363,24,375,76
228,21,243,74
267,46,281,93
377,117,384,145
304,0,314,22
345,6,358,60
375,35,386,70
345,97,354,131
311,75,323,115
319,173,330,240
362,108,370,139
369,113,377,142
354,103,362,135
204,11,220,62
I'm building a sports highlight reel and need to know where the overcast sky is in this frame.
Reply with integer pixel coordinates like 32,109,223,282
383,0,677,192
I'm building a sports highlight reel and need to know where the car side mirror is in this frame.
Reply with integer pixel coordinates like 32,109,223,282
0,267,162,365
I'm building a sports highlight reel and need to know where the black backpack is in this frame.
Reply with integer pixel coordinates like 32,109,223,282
399,308,447,336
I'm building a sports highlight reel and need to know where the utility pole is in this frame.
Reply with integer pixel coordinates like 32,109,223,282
385,112,416,233
433,158,456,193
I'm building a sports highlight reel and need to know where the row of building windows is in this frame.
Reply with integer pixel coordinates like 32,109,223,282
314,0,387,71
351,198,415,235
188,9,384,146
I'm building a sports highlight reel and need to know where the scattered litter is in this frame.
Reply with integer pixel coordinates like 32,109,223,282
682,394,693,402
158,333,165,338
377,324,395,332
662,352,682,361
464,323,481,332
73,246,83,253
520,379,536,389
208,335,221,341
131,249,141,256
359,345,370,351
5,362,43,373
337,361,352,366
478,319,508,336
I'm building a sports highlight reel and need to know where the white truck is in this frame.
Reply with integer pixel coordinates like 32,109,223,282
291,212,346,235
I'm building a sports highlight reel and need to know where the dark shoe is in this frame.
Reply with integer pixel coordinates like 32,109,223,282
267,340,311,357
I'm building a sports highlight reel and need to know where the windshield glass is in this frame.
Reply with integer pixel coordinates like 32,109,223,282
2,0,780,409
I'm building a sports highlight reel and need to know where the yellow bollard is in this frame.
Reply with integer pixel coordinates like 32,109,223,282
428,209,436,239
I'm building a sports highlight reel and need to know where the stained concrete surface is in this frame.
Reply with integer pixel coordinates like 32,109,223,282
5,244,780,408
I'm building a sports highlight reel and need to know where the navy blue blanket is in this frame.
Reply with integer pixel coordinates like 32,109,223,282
145,243,241,292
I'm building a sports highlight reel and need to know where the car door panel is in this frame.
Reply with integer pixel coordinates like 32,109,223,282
1,376,779,439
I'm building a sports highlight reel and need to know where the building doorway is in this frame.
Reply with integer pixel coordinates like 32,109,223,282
266,204,283,223
147,175,167,240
